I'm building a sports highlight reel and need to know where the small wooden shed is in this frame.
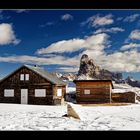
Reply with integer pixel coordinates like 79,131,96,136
0,65,66,105
112,92,136,103
73,80,114,104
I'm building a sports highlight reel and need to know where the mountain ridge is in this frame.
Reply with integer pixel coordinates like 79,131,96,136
53,54,140,88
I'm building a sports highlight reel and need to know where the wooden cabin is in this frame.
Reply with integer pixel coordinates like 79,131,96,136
73,80,114,104
0,65,66,105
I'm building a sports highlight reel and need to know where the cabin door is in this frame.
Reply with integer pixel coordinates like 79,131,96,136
21,89,28,104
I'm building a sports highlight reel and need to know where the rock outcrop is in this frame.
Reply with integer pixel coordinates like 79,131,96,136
78,54,96,78
77,54,113,80
61,73,77,81
126,76,140,88
51,72,77,81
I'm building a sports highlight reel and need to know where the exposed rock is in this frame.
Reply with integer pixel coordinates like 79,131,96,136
126,76,140,88
77,54,113,80
67,103,80,119
112,72,125,84
78,54,96,78
113,72,123,80
51,72,77,81
61,73,77,81
77,54,129,83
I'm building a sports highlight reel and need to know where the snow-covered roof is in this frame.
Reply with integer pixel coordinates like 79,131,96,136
0,65,66,86
25,65,66,85
73,80,114,88
112,89,132,93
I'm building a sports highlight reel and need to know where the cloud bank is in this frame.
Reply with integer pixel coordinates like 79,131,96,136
81,14,114,27
61,14,73,21
1,31,140,73
0,23,20,45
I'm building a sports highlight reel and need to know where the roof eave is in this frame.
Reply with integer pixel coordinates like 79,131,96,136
73,80,114,88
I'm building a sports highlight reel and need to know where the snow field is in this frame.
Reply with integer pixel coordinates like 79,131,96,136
0,103,140,130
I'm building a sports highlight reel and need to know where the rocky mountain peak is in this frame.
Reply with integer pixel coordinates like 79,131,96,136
77,54,113,80
78,54,97,78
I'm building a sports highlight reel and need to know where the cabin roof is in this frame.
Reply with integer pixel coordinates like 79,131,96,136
25,65,66,85
73,80,114,88
0,64,66,86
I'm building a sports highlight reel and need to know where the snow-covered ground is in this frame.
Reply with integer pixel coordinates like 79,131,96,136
113,83,140,96
0,103,140,130
0,83,140,130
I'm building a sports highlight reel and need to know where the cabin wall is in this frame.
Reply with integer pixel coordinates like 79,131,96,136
52,85,66,105
1,67,49,85
0,85,54,105
0,67,66,105
75,82,112,104
112,92,135,103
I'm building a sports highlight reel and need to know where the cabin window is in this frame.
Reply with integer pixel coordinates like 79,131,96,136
84,90,90,94
20,74,24,81
57,89,62,96
35,89,46,97
20,74,29,81
25,74,29,80
4,89,14,97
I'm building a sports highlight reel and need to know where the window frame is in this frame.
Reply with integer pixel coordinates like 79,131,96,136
20,74,24,81
35,89,46,97
57,88,62,97
25,74,29,81
84,89,90,95
4,89,14,97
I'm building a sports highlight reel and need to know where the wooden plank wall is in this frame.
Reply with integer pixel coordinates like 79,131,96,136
112,92,135,103
0,67,66,105
76,82,112,104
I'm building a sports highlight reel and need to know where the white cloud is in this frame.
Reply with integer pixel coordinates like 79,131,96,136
61,14,73,21
129,29,140,40
35,32,140,73
81,14,114,27
57,67,79,73
40,22,54,27
36,39,85,54
121,43,140,51
123,14,139,22
81,49,140,73
104,50,140,72
0,23,20,45
94,27,124,34
15,9,28,13
0,33,109,72
1,31,140,73
2,49,140,73
36,33,109,55
0,55,80,67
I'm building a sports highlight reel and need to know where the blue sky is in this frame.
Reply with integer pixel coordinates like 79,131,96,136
0,10,140,80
